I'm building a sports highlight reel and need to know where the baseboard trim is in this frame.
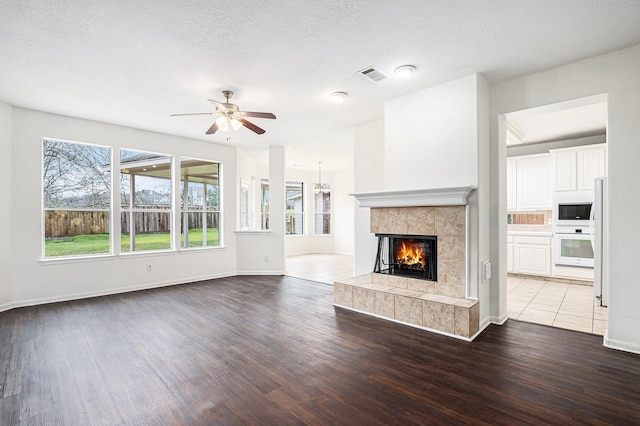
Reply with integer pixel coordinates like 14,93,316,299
235,270,285,276
0,272,236,314
603,335,640,355
490,313,509,326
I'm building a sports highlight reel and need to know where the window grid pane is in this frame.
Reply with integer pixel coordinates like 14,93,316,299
121,150,173,253
43,139,112,257
261,179,269,230
314,186,331,235
180,158,220,248
286,181,304,235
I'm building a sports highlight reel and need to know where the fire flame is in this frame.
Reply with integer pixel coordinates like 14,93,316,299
395,241,426,268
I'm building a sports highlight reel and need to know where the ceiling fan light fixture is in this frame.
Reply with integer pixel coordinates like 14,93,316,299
216,115,229,132
172,90,275,135
230,118,242,131
394,64,416,77
329,91,348,102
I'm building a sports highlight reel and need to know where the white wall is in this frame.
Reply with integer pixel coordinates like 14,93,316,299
353,120,385,275
6,107,238,308
236,146,286,274
490,44,640,353
284,168,328,256
384,74,479,190
236,148,259,230
283,165,355,257
0,103,13,307
475,74,491,322
332,167,355,255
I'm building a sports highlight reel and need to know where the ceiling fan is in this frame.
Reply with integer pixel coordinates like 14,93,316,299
171,90,276,135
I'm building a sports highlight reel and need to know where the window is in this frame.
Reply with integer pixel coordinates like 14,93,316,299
260,179,269,230
180,158,220,248
120,150,172,252
286,181,304,235
314,184,331,234
240,180,250,230
43,139,112,257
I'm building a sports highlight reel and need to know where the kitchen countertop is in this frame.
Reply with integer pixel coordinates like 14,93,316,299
508,230,553,237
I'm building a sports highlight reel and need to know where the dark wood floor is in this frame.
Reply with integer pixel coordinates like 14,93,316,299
1,276,639,425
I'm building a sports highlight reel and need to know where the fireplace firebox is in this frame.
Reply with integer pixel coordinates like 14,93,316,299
373,234,437,281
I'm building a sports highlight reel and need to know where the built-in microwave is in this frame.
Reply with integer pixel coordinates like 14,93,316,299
554,199,593,227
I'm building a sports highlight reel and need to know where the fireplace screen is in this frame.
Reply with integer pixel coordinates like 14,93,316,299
374,234,436,281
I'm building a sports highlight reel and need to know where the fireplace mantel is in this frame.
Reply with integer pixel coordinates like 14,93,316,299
350,186,476,208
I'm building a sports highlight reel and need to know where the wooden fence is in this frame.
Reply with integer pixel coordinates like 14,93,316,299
45,210,219,238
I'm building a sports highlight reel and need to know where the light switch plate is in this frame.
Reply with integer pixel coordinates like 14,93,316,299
482,261,492,281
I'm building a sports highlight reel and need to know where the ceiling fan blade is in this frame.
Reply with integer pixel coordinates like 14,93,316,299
240,111,276,119
170,112,213,116
208,99,228,112
238,118,265,134
205,122,219,135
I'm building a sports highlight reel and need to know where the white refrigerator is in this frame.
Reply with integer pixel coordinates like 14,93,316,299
592,177,608,307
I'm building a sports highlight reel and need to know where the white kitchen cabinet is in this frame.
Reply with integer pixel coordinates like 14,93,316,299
550,144,606,193
507,235,514,273
552,151,577,191
577,146,606,191
513,235,551,276
516,154,553,210
506,158,517,211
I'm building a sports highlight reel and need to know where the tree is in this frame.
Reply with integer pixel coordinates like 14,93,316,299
43,140,111,209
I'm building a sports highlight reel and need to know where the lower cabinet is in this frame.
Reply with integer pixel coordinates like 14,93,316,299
512,235,551,276
507,236,514,273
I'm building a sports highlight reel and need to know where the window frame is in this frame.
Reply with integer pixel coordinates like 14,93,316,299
42,138,113,259
119,149,174,254
314,183,331,235
41,139,226,262
179,157,222,249
285,181,305,235
260,178,270,230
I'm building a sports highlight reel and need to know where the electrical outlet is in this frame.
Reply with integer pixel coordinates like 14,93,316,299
264,255,269,262
146,264,152,272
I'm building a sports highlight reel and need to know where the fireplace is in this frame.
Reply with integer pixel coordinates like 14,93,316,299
374,234,437,281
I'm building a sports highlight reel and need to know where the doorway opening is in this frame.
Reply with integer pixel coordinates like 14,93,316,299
503,94,608,335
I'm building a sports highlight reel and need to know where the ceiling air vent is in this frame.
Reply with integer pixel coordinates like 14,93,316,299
359,66,386,82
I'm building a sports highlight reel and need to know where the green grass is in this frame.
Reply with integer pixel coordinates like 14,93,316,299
45,229,220,257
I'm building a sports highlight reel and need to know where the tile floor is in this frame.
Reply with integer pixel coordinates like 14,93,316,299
507,275,607,335
286,254,354,285
286,254,608,336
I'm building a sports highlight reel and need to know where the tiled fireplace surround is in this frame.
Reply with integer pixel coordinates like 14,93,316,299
334,204,480,340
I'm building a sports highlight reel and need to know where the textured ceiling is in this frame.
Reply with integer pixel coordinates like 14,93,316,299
1,1,640,170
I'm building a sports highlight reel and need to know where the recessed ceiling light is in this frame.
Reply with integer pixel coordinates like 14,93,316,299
394,65,416,77
329,91,348,102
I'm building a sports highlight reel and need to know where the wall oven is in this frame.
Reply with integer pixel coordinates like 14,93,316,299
554,226,594,267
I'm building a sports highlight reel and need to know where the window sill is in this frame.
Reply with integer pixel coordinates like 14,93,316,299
234,230,272,235
40,253,117,265
179,245,226,252
39,246,227,265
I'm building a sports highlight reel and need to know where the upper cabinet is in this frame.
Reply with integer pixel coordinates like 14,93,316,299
508,153,553,211
577,146,606,191
552,151,577,191
550,144,606,193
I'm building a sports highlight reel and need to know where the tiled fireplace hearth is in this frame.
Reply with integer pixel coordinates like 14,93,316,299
336,187,479,340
